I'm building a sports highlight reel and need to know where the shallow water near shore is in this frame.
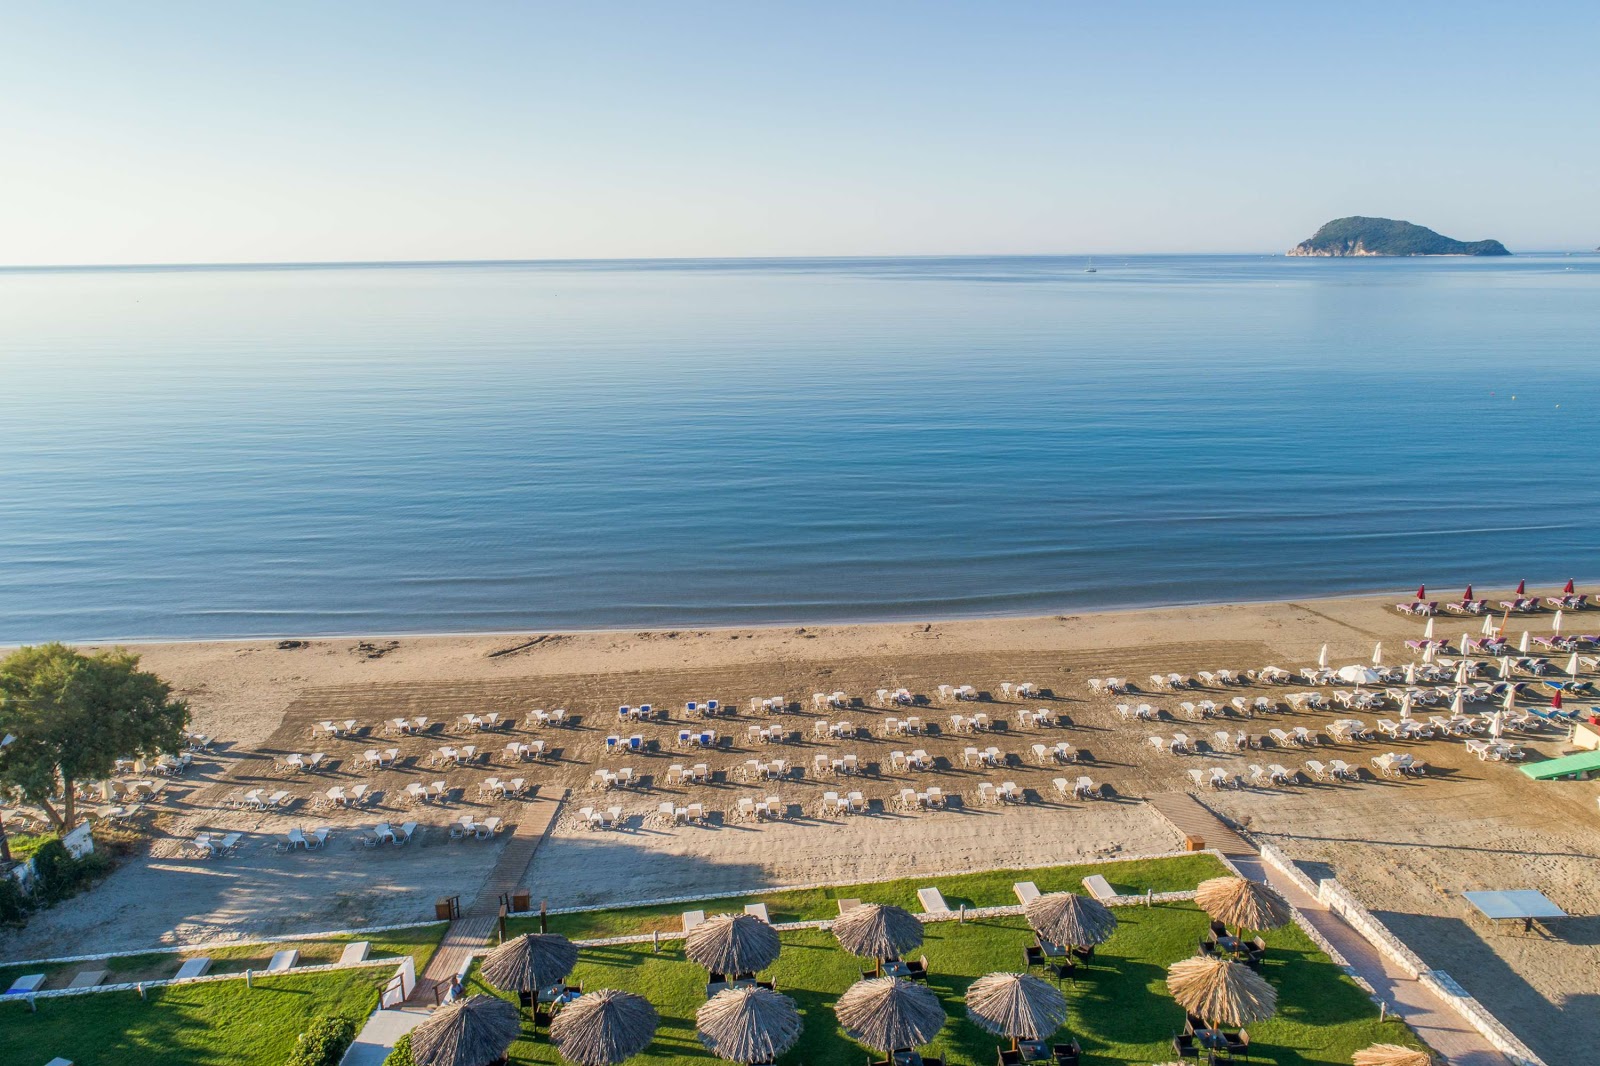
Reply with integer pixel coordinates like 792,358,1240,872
2,253,1597,642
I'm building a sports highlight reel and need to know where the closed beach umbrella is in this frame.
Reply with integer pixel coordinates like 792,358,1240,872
550,989,659,1066
1450,690,1465,715
685,913,781,976
965,972,1068,1049
1166,956,1277,1029
1422,643,1435,665
1194,877,1291,937
1481,615,1495,636
1353,1043,1435,1066
1456,659,1470,685
1490,711,1505,739
1518,630,1531,654
1498,656,1514,679
1551,691,1563,712
1317,644,1329,669
1553,609,1564,634
1564,579,1575,596
1398,693,1412,720
832,903,923,964
1423,616,1435,639
1502,687,1516,711
1415,585,1425,601
1371,642,1383,666
481,933,580,995
410,994,523,1066
1464,584,1473,600
1568,653,1581,678
835,977,946,1054
1516,580,1526,596
696,986,802,1065
1024,891,1118,949
1403,663,1416,686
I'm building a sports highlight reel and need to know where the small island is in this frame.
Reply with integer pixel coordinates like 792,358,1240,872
1288,216,1510,257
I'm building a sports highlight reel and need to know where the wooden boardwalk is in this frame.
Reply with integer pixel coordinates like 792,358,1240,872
1146,791,1252,855
406,787,569,1005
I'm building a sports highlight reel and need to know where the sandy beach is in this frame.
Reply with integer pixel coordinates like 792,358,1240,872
3,589,1597,1060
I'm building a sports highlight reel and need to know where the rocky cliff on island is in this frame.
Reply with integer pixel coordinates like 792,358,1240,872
1288,216,1510,257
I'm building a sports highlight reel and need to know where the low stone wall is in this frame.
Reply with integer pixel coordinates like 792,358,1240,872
1316,879,1429,979
6,956,404,1004
1420,970,1546,1066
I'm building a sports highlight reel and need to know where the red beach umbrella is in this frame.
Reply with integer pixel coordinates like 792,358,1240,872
1416,585,1426,600
1464,585,1473,600
1553,692,1564,710
1516,580,1526,596
1564,579,1575,595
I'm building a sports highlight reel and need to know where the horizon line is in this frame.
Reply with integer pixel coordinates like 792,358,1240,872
2,248,1589,273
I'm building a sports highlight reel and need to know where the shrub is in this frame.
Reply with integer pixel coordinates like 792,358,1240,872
28,839,110,904
382,1031,414,1066
284,1015,357,1066
0,874,27,927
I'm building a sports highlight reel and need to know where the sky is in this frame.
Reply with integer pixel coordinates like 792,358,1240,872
3,2,1596,264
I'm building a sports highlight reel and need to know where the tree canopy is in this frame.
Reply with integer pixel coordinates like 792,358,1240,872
0,643,189,830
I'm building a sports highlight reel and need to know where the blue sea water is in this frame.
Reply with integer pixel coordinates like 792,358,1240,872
1,254,1597,643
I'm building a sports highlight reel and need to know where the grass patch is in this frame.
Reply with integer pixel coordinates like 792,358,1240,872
509,853,1227,940
480,904,1419,1065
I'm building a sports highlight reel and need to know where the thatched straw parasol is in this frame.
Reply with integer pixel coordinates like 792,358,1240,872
410,994,523,1066
550,988,659,1066
832,903,924,970
965,971,1068,1050
480,933,580,994
835,976,946,1053
696,985,803,1064
1194,876,1292,936
1165,956,1277,1028
684,913,782,976
1352,1044,1435,1066
1024,892,1118,948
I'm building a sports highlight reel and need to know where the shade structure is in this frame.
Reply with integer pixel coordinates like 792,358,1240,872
1337,666,1380,685
965,971,1068,1043
411,994,523,1066
684,913,782,976
480,933,580,994
832,903,923,961
1352,1042,1435,1066
696,986,802,1065
1194,877,1292,934
835,976,946,1053
1024,891,1118,948
550,989,659,1066
1165,956,1277,1028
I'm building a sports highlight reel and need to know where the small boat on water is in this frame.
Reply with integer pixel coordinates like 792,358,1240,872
1084,257,1097,273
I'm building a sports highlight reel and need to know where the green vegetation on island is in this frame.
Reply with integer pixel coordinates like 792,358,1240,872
1289,216,1510,256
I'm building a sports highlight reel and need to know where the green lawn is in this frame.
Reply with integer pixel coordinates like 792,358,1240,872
0,966,391,1066
477,904,1420,1065
509,854,1228,940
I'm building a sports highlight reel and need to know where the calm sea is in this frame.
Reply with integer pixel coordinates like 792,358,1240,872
2,254,1596,643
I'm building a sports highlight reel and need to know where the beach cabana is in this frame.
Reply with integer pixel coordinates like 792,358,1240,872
410,994,522,1066
832,903,923,972
480,933,579,998
696,985,803,1065
1166,955,1277,1029
1023,891,1117,950
549,988,659,1066
685,912,781,977
1194,877,1292,938
1352,1043,1435,1066
835,976,946,1057
965,971,1068,1051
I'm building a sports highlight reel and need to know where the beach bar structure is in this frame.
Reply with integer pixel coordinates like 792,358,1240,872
1519,749,1600,781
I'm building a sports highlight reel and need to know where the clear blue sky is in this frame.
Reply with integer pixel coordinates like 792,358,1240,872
4,2,1595,264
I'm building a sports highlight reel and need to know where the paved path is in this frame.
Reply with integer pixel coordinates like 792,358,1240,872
341,1007,429,1066
1152,793,1511,1066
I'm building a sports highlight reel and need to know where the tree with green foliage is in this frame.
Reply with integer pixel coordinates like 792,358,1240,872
0,643,189,831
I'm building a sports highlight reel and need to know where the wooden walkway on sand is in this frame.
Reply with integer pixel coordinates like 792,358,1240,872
1146,793,1511,1065
406,787,569,1005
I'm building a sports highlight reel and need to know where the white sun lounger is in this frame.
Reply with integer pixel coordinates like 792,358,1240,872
66,969,108,989
175,957,212,980
5,973,46,995
1083,875,1115,902
339,941,371,964
743,902,771,922
266,949,299,972
682,909,706,932
1013,881,1041,904
917,887,949,913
